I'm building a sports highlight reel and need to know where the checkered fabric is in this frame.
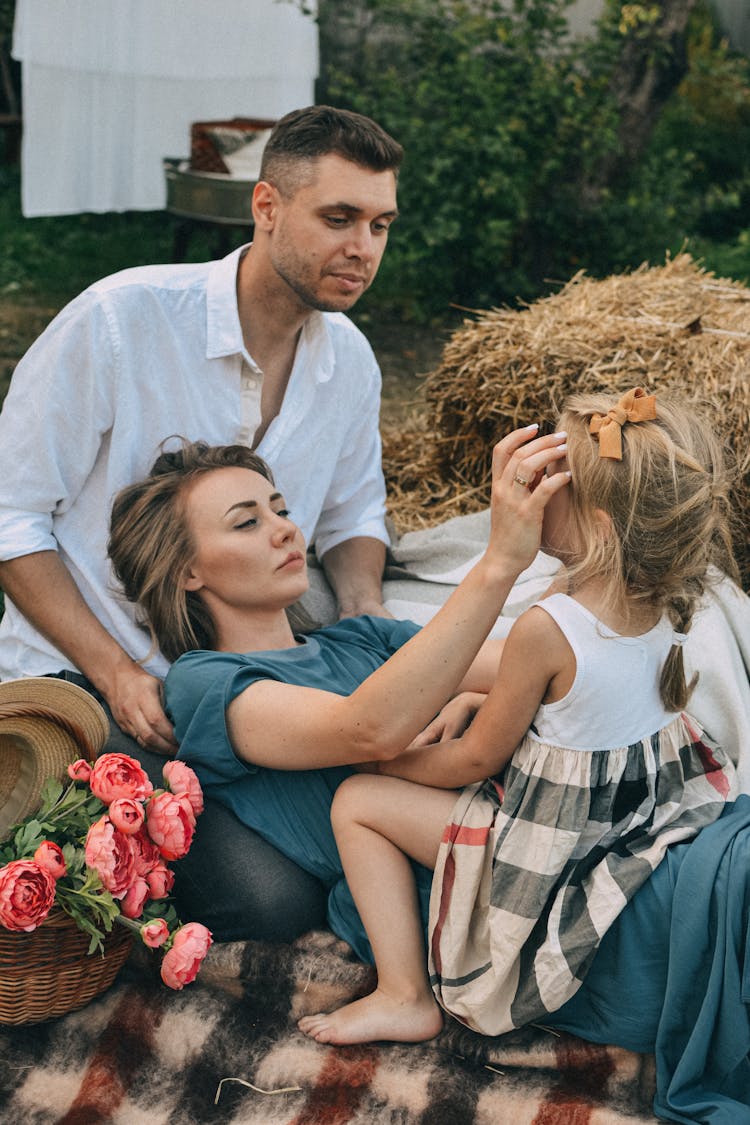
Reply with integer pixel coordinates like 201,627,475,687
0,930,659,1124
429,713,732,1036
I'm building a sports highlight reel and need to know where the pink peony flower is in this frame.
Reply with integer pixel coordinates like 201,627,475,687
145,791,195,861
162,760,204,817
33,840,67,880
160,922,213,990
120,876,150,919
131,827,161,877
89,753,153,805
84,816,136,899
67,758,92,782
145,863,174,900
140,918,170,949
0,859,56,932
108,797,145,836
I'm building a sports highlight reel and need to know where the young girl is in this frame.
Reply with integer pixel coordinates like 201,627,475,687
298,386,739,1047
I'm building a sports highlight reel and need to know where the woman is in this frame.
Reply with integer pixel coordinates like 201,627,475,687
108,426,569,955
109,434,750,1121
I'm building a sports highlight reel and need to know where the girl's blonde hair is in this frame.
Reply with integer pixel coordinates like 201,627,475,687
108,441,275,663
558,389,739,711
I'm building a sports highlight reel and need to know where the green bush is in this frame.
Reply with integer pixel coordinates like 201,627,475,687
318,0,750,320
321,0,582,318
646,8,750,283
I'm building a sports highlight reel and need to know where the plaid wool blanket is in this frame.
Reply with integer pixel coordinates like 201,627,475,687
0,929,659,1124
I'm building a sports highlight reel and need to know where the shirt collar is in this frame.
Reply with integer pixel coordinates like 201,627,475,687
296,311,335,385
205,243,336,384
205,244,248,359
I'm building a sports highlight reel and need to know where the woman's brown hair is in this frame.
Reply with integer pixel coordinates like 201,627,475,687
108,441,274,663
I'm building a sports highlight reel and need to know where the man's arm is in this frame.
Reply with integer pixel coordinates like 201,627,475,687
312,336,391,619
320,535,391,619
0,551,176,753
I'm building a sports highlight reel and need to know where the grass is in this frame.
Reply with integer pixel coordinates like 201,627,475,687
0,153,748,606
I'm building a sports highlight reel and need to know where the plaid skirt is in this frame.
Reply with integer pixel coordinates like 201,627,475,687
428,712,735,1036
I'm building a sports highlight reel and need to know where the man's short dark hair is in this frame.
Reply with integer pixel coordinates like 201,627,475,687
260,105,403,192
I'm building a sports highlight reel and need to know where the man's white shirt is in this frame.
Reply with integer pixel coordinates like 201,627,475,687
0,246,387,679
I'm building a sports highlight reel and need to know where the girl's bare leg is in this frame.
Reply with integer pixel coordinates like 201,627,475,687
298,774,457,1045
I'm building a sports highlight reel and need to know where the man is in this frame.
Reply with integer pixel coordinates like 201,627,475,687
0,105,403,939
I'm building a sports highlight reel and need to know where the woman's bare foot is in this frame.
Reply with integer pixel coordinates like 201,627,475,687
298,987,443,1045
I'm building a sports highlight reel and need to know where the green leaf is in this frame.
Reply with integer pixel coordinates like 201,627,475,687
38,778,64,810
12,819,43,857
142,900,179,930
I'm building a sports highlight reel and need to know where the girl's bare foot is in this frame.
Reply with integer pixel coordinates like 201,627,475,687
297,987,443,1045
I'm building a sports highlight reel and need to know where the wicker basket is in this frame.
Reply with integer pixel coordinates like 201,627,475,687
0,908,133,1025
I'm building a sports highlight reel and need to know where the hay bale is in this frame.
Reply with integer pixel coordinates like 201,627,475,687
383,254,750,586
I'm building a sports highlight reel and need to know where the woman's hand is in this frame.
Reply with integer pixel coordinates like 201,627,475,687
484,424,570,579
408,692,486,748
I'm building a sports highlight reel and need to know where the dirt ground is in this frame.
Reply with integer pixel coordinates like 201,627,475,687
0,297,450,428
363,316,454,427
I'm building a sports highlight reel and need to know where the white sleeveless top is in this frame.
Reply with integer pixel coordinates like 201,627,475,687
530,593,681,751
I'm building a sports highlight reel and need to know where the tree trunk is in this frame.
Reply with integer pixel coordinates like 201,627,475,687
580,0,698,206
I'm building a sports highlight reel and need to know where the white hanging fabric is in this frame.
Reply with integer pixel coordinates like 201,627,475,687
12,0,319,216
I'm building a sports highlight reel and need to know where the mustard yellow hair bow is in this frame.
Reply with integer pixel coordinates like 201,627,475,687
589,387,657,460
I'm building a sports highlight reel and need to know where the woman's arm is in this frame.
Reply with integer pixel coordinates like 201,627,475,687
456,636,504,693
227,428,571,772
377,607,573,788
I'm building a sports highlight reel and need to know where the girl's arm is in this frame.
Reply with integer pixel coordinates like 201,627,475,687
377,607,574,789
226,429,571,772
407,691,488,748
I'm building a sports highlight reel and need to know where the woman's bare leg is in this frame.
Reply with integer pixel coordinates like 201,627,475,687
298,774,457,1045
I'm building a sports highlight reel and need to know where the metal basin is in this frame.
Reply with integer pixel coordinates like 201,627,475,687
163,158,255,225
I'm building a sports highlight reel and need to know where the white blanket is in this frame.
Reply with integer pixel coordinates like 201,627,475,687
303,509,750,793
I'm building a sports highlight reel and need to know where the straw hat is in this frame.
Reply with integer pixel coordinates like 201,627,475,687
0,677,109,839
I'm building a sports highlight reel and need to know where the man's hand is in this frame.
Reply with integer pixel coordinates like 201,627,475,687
106,663,178,755
338,596,394,621
320,536,390,621
0,551,178,755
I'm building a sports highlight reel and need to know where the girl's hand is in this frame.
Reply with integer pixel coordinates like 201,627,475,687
408,692,486,749
485,424,570,578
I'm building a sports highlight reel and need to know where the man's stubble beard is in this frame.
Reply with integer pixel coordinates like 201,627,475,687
272,247,370,315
